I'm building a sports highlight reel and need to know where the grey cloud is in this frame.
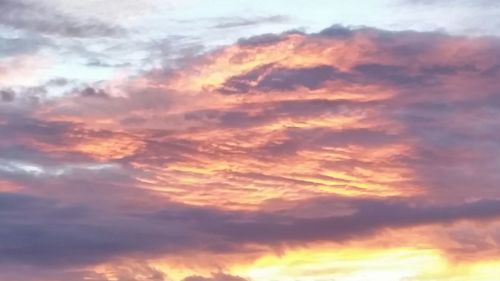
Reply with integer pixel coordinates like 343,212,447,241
46,77,71,87
352,63,424,85
2,189,500,269
237,33,289,47
1,89,15,102
195,198,500,245
317,25,453,58
317,24,359,38
257,65,342,91
420,64,478,76
214,15,289,29
0,0,125,37
79,87,110,98
218,65,344,94
484,64,500,76
0,35,51,57
0,193,191,268
354,63,479,85
0,115,73,146
86,59,132,68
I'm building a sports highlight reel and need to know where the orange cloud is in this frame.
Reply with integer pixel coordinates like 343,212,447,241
2,25,500,280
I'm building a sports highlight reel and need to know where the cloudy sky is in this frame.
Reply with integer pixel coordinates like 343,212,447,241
1,0,500,280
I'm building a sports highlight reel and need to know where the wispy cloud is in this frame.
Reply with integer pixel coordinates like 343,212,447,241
214,16,289,29
0,0,125,37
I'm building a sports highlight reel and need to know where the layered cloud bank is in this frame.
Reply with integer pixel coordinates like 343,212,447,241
1,24,500,281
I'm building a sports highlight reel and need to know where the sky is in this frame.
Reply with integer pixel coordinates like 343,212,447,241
1,0,500,280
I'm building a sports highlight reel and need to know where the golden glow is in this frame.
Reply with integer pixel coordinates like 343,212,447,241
16,26,500,281
95,245,500,281
72,134,143,161
238,247,445,281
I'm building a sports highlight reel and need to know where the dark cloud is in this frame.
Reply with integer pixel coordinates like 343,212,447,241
1,190,499,271
0,115,73,146
216,61,432,95
214,15,289,29
483,64,500,76
79,87,110,98
258,65,342,90
219,65,343,94
191,198,500,246
0,192,191,267
0,89,15,102
237,33,289,47
316,24,405,40
353,63,480,85
352,63,424,85
419,64,478,76
217,63,274,94
317,24,359,38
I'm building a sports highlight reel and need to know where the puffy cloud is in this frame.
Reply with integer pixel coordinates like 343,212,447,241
1,24,500,279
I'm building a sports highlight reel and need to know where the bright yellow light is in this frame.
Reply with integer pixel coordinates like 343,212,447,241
233,247,446,281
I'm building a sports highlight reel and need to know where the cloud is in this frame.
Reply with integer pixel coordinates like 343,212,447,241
214,15,289,29
0,192,187,267
0,89,15,102
219,65,343,94
0,35,51,58
0,262,168,281
79,87,110,98
182,273,248,281
195,198,500,245
1,189,500,270
236,33,290,47
1,24,500,279
9,24,499,203
0,0,125,37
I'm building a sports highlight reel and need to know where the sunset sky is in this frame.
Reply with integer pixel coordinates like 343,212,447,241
1,1,500,280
